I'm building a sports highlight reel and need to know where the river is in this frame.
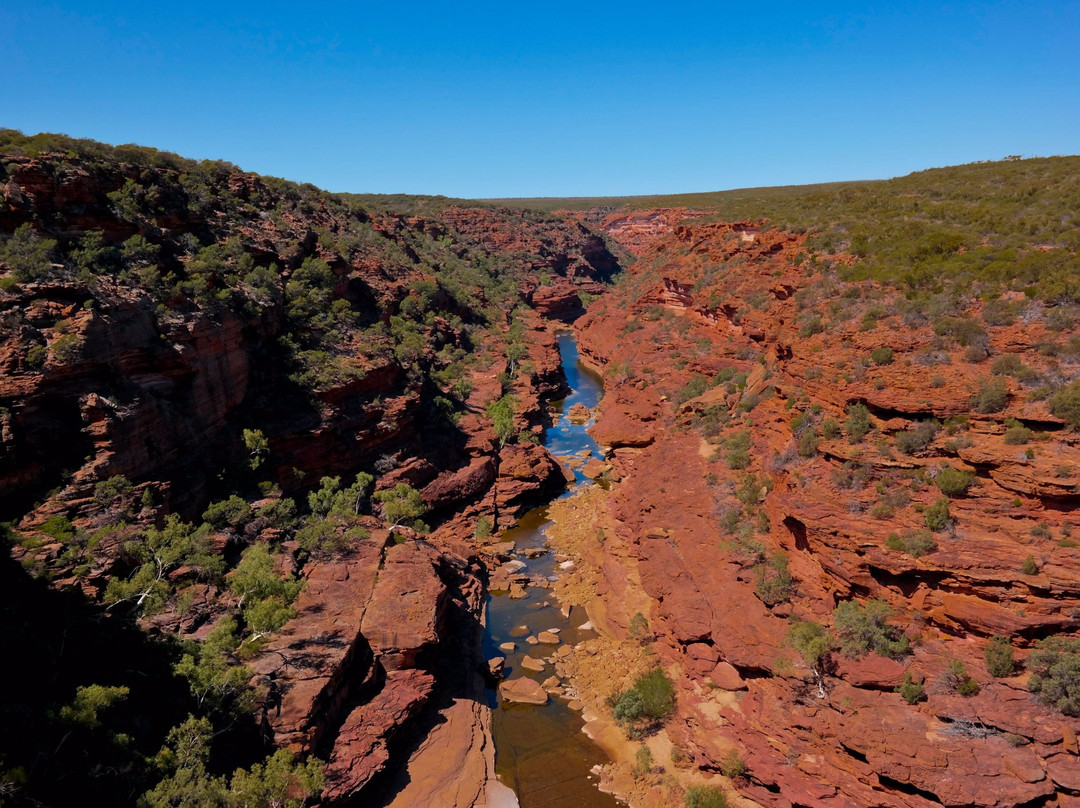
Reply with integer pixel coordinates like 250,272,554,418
483,332,624,808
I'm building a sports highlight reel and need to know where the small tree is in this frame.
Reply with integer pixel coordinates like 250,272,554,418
943,659,979,696
720,748,746,779
633,745,654,779
787,619,832,698
924,497,952,531
105,516,222,614
832,599,910,659
755,553,794,605
228,543,303,643
845,403,872,443
1,223,57,282
486,394,517,446
972,377,1008,413
985,635,1016,677
373,483,427,527
242,428,269,470
610,668,675,737
870,347,894,365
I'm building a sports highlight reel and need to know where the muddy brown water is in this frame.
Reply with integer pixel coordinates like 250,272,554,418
483,333,623,807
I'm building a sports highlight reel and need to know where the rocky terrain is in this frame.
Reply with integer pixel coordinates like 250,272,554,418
0,133,615,808
3,132,1080,808
555,202,1080,807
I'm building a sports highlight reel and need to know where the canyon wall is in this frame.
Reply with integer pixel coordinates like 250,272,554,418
569,211,1080,806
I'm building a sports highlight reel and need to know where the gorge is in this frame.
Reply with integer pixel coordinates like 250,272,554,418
3,131,1080,808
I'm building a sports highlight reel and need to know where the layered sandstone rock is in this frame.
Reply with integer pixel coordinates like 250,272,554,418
569,214,1080,806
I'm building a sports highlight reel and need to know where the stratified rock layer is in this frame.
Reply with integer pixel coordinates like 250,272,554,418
573,213,1080,806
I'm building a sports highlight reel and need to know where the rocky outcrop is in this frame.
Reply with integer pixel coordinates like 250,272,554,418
571,215,1080,807
0,144,622,808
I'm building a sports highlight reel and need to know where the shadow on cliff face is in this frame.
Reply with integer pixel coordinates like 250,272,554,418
0,546,267,807
333,559,489,808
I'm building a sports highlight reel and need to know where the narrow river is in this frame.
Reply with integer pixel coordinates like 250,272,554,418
483,333,624,808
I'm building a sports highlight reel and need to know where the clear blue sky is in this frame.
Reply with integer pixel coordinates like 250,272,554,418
4,1,1078,197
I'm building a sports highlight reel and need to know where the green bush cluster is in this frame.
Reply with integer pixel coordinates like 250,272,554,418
609,667,676,737
1029,637,1080,714
985,635,1015,678
755,552,794,606
885,530,936,558
832,599,910,659
897,672,925,704
845,403,872,443
934,467,973,497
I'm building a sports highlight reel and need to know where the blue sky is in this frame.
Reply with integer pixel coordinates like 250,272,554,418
4,2,1078,197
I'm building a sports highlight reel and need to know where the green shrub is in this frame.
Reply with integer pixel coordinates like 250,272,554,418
373,483,427,526
719,749,746,779
1021,555,1039,575
25,343,47,369
982,299,1020,326
895,420,939,455
885,530,936,558
897,672,925,703
924,497,952,531
257,498,297,529
1029,636,1080,715
985,635,1015,677
935,467,973,497
787,619,833,670
870,502,894,520
94,475,133,505
684,786,728,808
633,745,653,779
474,516,493,539
611,667,675,735
295,520,368,558
991,354,1024,376
944,659,979,696
202,495,252,529
973,377,1008,413
39,515,77,544
755,553,793,606
833,599,910,659
846,403,872,443
933,316,987,347
1003,419,1034,444
821,417,840,439
629,612,651,642
726,448,750,470
797,428,819,457
676,374,709,404
51,334,83,364
1,223,57,281
870,346,894,365
1050,381,1080,428
797,314,824,338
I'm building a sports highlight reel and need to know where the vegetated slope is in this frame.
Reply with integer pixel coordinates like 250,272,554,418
497,155,1080,300
0,129,618,808
569,165,1080,806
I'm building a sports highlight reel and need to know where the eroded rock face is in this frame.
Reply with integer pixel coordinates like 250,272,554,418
0,150,624,807
573,214,1080,807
